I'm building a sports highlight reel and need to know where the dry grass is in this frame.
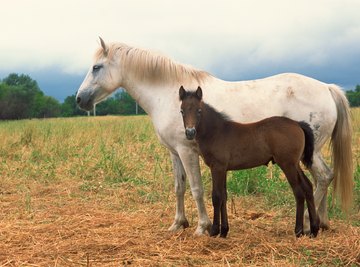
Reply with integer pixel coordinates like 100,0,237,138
0,114,359,266
0,188,359,266
0,183,359,266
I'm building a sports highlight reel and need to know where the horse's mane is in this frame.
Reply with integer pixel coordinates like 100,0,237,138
94,43,211,86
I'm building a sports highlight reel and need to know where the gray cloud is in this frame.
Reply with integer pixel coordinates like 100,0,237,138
1,0,360,100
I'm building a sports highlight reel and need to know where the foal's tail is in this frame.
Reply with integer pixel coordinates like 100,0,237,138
299,121,315,169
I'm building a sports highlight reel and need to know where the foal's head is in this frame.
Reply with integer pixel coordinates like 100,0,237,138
179,86,203,140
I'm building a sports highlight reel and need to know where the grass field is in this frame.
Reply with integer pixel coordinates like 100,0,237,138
0,109,359,266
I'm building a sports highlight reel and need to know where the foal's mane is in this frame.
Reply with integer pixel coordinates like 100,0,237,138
95,43,211,85
203,102,232,123
183,91,232,123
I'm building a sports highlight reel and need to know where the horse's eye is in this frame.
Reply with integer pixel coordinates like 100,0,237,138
92,64,102,72
197,109,202,114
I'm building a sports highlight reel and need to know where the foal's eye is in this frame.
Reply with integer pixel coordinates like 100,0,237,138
180,110,184,116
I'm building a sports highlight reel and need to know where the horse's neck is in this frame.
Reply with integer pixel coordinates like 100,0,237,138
122,81,170,117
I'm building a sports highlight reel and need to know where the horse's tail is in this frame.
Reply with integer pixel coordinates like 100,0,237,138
299,121,315,169
328,85,353,211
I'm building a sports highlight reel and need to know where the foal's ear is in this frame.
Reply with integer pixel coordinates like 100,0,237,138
99,36,108,57
196,86,203,100
179,86,186,101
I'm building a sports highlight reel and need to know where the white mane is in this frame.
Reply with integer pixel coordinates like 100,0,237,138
95,43,211,86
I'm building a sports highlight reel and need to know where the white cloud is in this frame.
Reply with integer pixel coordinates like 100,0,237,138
1,0,360,76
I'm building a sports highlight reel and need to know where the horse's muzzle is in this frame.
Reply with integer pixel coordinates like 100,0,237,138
185,127,196,140
76,90,94,111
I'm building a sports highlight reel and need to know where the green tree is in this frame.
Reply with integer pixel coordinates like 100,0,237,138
116,90,145,115
33,95,61,118
346,85,360,107
93,90,145,116
95,93,122,115
0,73,62,119
0,83,31,119
61,94,86,117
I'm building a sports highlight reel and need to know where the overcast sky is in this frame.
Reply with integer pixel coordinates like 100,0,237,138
1,0,360,101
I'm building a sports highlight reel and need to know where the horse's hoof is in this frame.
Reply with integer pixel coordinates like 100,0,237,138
193,219,212,236
319,221,330,230
168,219,189,232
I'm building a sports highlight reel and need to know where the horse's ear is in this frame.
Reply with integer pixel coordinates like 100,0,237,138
99,36,108,57
196,86,202,100
179,86,186,101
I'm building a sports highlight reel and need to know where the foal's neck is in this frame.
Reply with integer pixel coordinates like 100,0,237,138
197,102,230,139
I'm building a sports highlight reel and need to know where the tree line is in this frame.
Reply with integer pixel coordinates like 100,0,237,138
0,73,145,120
346,85,360,107
0,73,359,120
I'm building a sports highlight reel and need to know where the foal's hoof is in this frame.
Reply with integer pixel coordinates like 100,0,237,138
308,216,320,238
219,233,228,238
220,226,229,238
299,227,319,238
309,222,320,238
295,230,304,238
210,225,220,237
308,231,318,238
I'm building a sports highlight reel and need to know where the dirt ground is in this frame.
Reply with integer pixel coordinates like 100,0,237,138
0,180,359,267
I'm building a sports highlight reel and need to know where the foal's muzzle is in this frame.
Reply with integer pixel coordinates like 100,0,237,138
185,127,196,140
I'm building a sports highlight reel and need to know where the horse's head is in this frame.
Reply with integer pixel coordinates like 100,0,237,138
179,86,203,140
76,37,122,111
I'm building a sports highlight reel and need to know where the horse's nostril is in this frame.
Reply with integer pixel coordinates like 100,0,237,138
76,97,81,104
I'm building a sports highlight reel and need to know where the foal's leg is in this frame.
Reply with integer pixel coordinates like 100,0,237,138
220,181,229,238
280,164,306,237
210,168,227,237
168,152,189,232
298,168,320,237
178,147,212,235
304,153,333,232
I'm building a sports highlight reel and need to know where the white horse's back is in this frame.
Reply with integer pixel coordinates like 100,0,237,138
203,73,336,132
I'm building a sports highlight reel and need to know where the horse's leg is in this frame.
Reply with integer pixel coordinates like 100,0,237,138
178,147,212,235
280,164,306,237
220,181,229,238
210,168,227,237
298,168,320,237
168,152,189,232
304,152,333,232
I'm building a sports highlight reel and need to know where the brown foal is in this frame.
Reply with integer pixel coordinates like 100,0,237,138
179,86,319,238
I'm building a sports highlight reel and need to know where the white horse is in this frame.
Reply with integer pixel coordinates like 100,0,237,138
76,38,353,235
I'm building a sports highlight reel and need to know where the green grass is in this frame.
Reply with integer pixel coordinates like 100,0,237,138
1,115,359,214
0,116,171,197
228,165,295,207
